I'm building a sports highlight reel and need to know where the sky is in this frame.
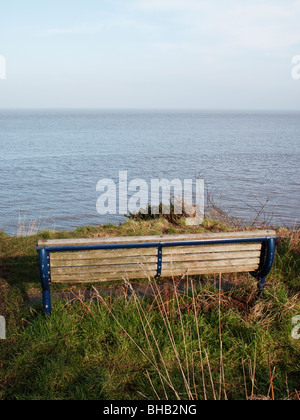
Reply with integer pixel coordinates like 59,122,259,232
0,0,300,110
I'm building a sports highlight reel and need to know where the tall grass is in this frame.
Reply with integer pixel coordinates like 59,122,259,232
17,215,41,237
17,214,56,237
90,274,299,400
0,273,299,400
0,220,299,400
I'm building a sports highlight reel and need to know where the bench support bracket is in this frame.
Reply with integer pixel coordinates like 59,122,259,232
156,244,163,278
250,238,276,296
38,248,51,315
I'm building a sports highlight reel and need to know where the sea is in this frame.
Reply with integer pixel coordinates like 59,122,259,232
0,109,299,236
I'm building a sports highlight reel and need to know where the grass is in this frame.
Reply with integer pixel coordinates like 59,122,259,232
0,218,299,400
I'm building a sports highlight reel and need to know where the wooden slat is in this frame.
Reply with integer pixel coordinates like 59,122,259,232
162,243,262,255
50,255,158,268
163,250,261,263
161,265,259,277
50,247,157,262
51,269,157,283
49,243,262,266
50,250,261,268
50,242,262,261
38,230,276,247
51,263,157,276
51,263,259,283
50,258,259,282
162,258,259,272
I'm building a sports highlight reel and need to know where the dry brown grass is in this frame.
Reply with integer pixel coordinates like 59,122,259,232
277,228,300,253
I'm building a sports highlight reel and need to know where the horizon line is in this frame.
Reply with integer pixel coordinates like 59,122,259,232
0,107,300,112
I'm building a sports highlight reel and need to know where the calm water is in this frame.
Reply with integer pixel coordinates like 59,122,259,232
0,110,299,235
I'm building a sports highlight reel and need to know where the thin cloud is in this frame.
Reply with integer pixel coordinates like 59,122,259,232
42,13,159,37
44,26,92,36
133,0,208,12
132,0,300,51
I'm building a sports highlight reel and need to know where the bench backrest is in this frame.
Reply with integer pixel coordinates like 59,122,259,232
37,230,276,284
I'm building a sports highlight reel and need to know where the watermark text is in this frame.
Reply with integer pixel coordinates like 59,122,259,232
0,316,6,339
0,55,6,80
292,316,300,340
292,55,300,80
96,171,204,225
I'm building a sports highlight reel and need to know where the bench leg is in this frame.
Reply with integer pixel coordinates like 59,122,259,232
42,289,51,315
251,238,276,298
38,248,51,315
257,277,265,297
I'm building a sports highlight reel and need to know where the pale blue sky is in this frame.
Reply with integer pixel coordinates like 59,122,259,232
0,0,300,109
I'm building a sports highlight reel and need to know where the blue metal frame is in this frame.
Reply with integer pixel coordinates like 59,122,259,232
250,237,276,296
156,244,163,278
37,247,51,315
37,235,276,315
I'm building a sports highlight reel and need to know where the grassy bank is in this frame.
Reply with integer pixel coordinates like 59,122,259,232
0,218,299,400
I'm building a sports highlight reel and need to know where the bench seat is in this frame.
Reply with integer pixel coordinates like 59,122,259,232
37,230,277,314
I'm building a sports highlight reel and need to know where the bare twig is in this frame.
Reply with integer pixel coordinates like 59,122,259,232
268,353,275,401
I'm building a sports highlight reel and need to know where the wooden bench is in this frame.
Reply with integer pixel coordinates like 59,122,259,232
37,230,277,315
